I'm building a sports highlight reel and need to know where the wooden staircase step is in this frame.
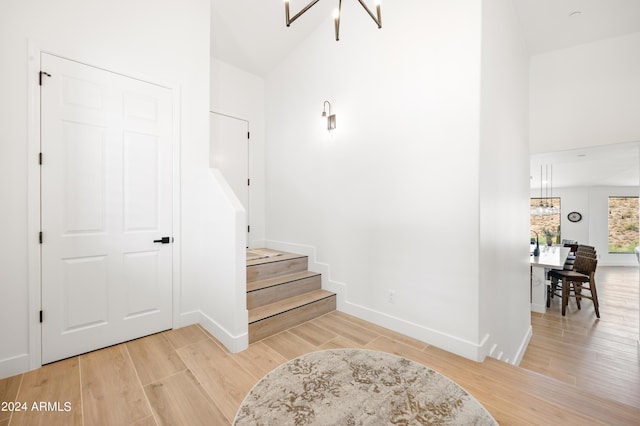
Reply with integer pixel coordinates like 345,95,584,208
246,252,308,282
246,251,305,267
245,248,336,343
246,248,285,262
248,290,336,343
249,289,334,323
247,271,321,310
247,270,320,293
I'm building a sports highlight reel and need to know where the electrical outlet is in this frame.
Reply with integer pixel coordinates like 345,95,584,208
388,290,395,304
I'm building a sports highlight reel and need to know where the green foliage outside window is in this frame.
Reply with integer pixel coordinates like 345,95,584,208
608,197,639,253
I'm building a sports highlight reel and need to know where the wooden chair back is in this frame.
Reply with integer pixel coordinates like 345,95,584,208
573,255,597,276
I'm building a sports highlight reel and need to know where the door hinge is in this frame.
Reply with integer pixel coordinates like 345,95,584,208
39,310,43,323
247,131,250,139
39,71,51,86
247,178,250,186
39,231,43,244
39,152,43,165
247,225,250,233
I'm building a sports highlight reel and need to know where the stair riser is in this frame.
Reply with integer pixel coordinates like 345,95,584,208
249,296,336,343
247,275,321,310
247,257,308,282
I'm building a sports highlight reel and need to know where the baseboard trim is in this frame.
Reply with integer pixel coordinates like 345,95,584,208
199,311,248,353
512,325,533,366
176,310,201,329
0,354,30,380
343,301,488,362
265,239,514,363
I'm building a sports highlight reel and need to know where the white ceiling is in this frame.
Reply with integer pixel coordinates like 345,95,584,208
512,0,640,55
210,0,640,188
530,143,639,190
514,0,640,189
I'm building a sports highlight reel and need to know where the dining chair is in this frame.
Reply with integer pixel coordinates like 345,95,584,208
548,254,599,317
546,242,581,307
576,244,596,254
561,239,578,253
548,245,596,308
561,240,578,269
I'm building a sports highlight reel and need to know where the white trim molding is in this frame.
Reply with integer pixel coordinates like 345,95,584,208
0,354,30,380
27,41,43,372
199,312,248,353
265,240,497,363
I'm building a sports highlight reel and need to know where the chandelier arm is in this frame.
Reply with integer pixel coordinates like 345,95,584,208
285,0,323,26
356,0,382,28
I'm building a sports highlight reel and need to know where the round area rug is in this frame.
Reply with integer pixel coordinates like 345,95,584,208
234,349,497,425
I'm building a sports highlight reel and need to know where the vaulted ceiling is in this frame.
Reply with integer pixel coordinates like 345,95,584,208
211,0,640,77
210,1,640,188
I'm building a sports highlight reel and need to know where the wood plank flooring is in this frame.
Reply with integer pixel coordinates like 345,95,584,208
1,266,638,425
521,265,640,409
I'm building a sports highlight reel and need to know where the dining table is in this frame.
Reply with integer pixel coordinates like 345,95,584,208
530,244,570,313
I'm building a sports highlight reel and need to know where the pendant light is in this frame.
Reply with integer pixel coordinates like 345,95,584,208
531,164,559,216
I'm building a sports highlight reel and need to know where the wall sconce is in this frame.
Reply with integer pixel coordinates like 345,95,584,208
322,101,336,131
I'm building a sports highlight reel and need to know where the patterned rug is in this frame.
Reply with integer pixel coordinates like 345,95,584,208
234,349,497,425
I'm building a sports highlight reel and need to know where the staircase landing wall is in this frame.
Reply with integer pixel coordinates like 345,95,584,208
196,168,248,352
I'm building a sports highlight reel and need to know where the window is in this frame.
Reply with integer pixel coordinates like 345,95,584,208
530,197,561,244
608,196,639,253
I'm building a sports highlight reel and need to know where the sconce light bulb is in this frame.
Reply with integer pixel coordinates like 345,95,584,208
333,9,340,19
374,0,381,5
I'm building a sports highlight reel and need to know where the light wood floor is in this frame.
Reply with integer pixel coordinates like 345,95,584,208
2,269,639,425
521,265,640,409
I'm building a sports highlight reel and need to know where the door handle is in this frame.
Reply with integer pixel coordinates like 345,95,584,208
153,237,171,244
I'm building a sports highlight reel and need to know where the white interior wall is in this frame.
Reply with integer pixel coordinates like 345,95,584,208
264,0,530,361
196,169,248,352
530,32,640,154
479,0,531,364
0,0,210,378
210,59,266,247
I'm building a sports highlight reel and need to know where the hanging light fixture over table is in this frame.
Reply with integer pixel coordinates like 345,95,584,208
531,164,560,216
284,0,382,41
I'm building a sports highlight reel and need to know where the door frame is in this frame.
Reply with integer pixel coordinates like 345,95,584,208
209,111,250,245
26,42,182,370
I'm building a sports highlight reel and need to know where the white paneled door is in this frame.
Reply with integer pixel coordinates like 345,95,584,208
40,54,173,364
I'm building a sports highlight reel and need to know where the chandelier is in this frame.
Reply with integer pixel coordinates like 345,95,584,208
284,0,382,41
531,164,560,216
